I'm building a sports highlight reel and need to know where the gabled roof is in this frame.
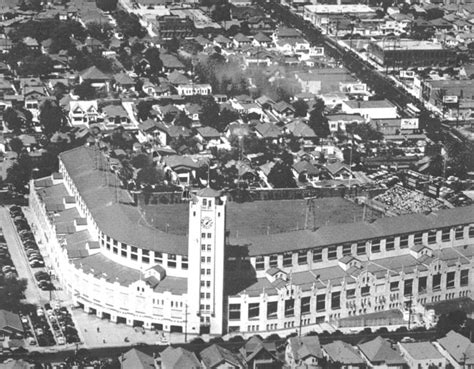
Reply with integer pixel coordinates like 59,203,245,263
288,336,323,361
102,104,128,117
122,348,155,369
273,100,295,114
160,54,185,69
0,310,23,334
164,155,200,170
254,122,281,139
254,32,272,43
114,72,134,86
326,162,351,175
358,336,406,365
166,125,191,138
437,330,474,364
234,33,251,43
400,342,444,361
200,344,245,368
167,70,191,85
214,34,232,44
286,120,316,138
160,347,200,369
293,160,320,176
196,126,221,139
323,340,365,365
80,66,110,81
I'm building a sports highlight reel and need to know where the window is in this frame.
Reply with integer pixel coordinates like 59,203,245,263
255,256,265,271
283,253,293,267
301,296,311,315
168,254,177,268
470,227,474,238
390,281,399,291
346,289,355,299
371,240,380,253
316,294,325,312
229,304,240,320
313,249,322,262
201,268,205,275
113,247,118,254
404,279,413,296
201,233,206,238
441,228,451,242
446,271,455,289
142,250,149,256
182,256,188,270
460,269,469,286
142,256,149,263
455,226,464,240
386,237,395,251
342,244,352,256
414,232,423,244
399,235,409,248
121,251,127,257
331,292,341,310
418,276,427,293
328,246,337,260
361,286,370,296
207,233,212,238
432,274,441,291
154,252,163,264
269,255,278,268
298,250,307,265
428,230,437,244
131,254,138,261
285,299,295,317
356,242,366,255
131,246,137,253
248,303,260,319
267,301,278,319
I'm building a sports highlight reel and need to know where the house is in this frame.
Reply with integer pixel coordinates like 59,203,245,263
323,340,365,369
285,335,323,369
252,32,273,48
214,34,232,49
176,84,212,96
0,310,23,337
79,66,111,91
240,336,282,369
102,104,130,126
326,162,354,180
200,344,246,368
398,342,446,369
121,348,155,369
341,100,398,120
163,155,200,186
233,33,252,48
358,336,407,369
195,126,221,146
254,122,282,141
23,37,40,51
113,72,135,92
160,54,185,73
285,120,317,140
157,346,200,369
436,330,474,369
69,100,99,126
272,101,295,118
327,114,365,133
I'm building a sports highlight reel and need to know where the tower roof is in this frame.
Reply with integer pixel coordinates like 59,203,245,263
196,187,221,198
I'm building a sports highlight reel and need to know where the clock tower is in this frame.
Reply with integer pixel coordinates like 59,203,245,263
187,187,227,335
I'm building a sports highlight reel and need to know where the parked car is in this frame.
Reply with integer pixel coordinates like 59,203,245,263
34,271,49,281
30,260,44,268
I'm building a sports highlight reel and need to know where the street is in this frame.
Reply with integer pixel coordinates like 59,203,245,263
0,206,45,305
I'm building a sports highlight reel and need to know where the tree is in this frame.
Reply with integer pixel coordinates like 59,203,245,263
19,0,42,11
3,108,23,134
17,54,54,77
86,22,113,43
74,82,96,100
131,153,152,169
6,155,32,193
136,165,166,185
308,101,330,139
164,37,180,54
143,47,163,75
267,161,297,188
174,111,192,129
0,277,27,311
218,108,240,130
9,138,23,154
200,98,220,129
39,100,64,135
136,101,152,121
346,122,383,141
96,0,118,11
292,99,309,117
115,11,146,38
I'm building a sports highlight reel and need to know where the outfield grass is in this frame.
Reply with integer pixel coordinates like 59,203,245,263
140,197,372,236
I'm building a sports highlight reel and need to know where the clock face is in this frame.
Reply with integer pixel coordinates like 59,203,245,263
201,217,213,229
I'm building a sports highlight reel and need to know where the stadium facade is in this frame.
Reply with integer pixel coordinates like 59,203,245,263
29,146,474,335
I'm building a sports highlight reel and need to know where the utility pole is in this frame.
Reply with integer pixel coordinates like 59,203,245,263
184,303,188,343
